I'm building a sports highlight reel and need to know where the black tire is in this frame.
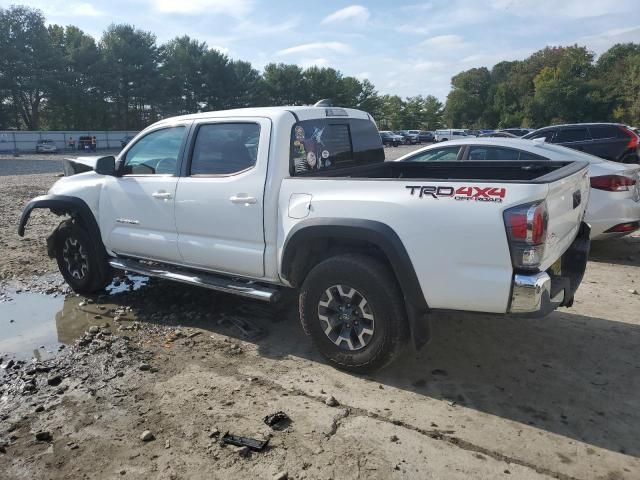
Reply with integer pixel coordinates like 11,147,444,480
54,220,112,294
299,254,408,373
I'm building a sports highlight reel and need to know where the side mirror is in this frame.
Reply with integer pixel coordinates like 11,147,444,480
95,156,116,176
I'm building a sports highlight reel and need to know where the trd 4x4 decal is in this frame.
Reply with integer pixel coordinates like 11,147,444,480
406,185,506,203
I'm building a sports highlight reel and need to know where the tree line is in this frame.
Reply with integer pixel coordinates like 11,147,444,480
0,5,638,132
445,44,640,129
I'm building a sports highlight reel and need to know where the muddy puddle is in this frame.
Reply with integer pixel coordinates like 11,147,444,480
0,275,147,363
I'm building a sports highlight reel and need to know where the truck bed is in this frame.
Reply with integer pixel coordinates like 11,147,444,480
296,160,588,183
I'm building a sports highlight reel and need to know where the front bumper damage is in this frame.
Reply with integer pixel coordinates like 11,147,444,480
509,222,591,317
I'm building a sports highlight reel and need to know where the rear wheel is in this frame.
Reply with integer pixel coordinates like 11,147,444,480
55,220,112,294
299,254,408,373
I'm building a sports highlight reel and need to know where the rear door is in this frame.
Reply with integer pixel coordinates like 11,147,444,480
587,125,628,161
174,118,271,278
552,127,591,153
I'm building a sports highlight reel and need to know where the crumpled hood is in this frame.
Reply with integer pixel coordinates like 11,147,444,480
62,156,103,176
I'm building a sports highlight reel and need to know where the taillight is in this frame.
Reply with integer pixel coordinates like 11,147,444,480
619,126,639,149
604,221,640,233
503,201,548,270
590,175,636,192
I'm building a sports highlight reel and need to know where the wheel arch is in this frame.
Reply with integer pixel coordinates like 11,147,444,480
282,219,426,306
18,194,107,259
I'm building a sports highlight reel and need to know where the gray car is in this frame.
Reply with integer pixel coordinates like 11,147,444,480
36,139,58,153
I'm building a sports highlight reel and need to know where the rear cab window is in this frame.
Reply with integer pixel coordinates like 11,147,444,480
290,118,384,175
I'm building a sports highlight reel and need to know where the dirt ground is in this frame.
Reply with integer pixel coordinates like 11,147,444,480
1,160,639,480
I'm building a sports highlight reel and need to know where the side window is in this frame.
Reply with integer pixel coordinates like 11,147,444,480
406,146,460,162
529,130,555,142
190,123,260,176
123,127,185,175
518,150,547,160
555,128,589,143
468,146,520,160
588,125,620,140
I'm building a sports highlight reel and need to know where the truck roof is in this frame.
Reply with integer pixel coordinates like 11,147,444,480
157,106,372,125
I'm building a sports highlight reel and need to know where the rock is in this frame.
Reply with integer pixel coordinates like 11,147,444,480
208,428,220,438
140,430,154,442
628,289,638,295
234,445,250,457
273,472,289,480
47,375,63,387
139,363,151,371
88,326,100,334
325,395,339,407
390,434,399,443
35,431,52,442
1,359,14,370
34,405,44,413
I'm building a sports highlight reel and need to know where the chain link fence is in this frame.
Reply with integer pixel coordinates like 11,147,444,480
0,131,140,154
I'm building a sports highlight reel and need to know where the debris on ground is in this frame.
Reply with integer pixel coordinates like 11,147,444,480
325,395,339,407
263,411,291,430
220,432,269,452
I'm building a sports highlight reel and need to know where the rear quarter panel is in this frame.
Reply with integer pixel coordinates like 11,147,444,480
278,177,553,313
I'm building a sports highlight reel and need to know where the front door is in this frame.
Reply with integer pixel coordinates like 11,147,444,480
99,124,189,263
174,119,270,277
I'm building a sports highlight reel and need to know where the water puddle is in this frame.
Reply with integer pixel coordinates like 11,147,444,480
0,275,146,363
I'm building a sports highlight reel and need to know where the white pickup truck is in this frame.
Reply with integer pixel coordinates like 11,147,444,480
19,106,591,372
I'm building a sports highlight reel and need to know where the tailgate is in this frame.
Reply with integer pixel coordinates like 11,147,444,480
540,164,590,270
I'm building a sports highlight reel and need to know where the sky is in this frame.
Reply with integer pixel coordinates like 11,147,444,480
6,0,640,100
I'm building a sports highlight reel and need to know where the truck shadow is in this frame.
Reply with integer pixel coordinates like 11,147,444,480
58,280,640,458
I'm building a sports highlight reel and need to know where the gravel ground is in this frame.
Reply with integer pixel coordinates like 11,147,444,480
1,156,639,479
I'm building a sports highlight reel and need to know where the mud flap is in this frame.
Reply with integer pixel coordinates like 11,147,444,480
556,222,591,307
406,301,431,350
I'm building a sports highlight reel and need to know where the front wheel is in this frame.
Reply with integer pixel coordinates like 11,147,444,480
55,220,113,294
299,254,408,373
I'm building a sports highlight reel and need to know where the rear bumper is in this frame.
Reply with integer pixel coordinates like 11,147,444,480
509,222,591,317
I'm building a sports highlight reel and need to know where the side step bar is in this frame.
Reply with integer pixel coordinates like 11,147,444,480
108,258,280,303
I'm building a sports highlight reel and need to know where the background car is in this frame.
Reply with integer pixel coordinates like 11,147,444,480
395,130,420,144
379,130,401,147
408,130,426,143
523,123,639,164
35,139,58,153
434,129,469,142
78,136,93,150
417,130,435,142
395,137,640,240
499,128,534,137
479,131,519,138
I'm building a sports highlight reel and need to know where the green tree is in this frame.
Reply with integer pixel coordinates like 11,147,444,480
99,24,159,129
159,36,208,116
0,5,59,129
262,63,307,105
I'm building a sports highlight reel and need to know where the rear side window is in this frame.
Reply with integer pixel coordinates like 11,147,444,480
405,146,460,162
290,118,383,175
528,130,555,141
190,123,260,175
555,128,589,143
468,146,520,160
589,125,622,139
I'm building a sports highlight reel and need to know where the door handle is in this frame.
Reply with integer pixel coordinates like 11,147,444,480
230,195,257,205
152,191,173,200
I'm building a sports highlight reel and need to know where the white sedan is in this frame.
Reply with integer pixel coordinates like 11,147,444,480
396,138,640,240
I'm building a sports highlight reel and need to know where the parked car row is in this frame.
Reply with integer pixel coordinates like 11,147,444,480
379,130,435,147
434,123,640,165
